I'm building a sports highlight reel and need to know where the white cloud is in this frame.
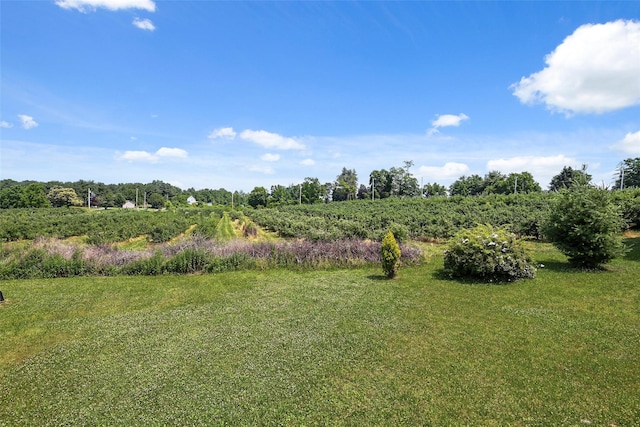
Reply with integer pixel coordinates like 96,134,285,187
132,17,155,31
418,162,470,180
487,154,579,173
240,129,306,150
248,165,275,175
260,153,280,162
120,150,157,162
301,158,315,166
18,115,38,129
487,154,581,187
208,127,237,140
55,0,156,12
156,147,188,158
428,113,469,135
611,131,640,155
119,147,188,163
0,121,13,128
511,20,640,114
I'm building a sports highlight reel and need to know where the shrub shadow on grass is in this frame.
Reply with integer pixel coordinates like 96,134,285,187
431,269,512,285
536,259,613,273
623,237,640,261
367,274,391,282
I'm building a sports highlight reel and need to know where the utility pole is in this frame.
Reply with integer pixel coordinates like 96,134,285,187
231,192,234,210
371,178,375,201
299,184,302,205
136,188,139,209
88,188,91,208
514,176,518,194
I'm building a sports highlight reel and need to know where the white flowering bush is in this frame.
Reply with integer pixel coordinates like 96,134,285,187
443,224,536,282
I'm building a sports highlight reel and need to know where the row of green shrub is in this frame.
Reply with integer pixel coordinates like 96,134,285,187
0,207,239,243
2,190,638,244
247,190,640,241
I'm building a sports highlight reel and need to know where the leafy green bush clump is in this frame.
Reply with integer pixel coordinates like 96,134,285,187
543,187,625,268
0,248,92,279
207,253,257,273
443,224,536,282
611,188,640,230
121,251,165,276
381,231,401,279
164,248,210,274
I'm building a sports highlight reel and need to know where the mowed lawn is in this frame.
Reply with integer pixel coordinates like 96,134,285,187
1,241,639,426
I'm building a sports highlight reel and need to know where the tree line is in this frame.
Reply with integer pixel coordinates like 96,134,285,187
1,158,638,209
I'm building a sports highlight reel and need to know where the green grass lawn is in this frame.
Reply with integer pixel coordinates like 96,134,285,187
1,240,639,426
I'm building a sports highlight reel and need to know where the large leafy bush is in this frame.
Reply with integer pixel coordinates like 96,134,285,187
443,224,536,282
543,187,625,268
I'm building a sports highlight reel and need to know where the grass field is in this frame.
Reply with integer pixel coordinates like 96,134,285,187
1,240,639,426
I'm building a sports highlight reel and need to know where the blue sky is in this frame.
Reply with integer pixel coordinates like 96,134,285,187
1,1,639,192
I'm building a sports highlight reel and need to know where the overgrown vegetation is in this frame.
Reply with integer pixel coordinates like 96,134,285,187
443,224,536,282
0,236,422,279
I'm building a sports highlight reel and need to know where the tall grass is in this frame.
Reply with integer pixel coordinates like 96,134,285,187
0,236,423,279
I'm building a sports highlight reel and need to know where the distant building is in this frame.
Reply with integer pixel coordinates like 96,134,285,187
187,196,197,205
122,201,136,209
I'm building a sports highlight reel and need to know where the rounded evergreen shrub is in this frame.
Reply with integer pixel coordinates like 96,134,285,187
381,230,401,279
443,224,536,282
543,186,625,268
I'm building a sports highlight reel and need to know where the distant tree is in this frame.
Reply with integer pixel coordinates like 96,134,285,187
269,185,293,207
504,172,542,194
0,179,19,190
113,193,127,207
449,174,484,196
615,158,640,189
482,171,507,194
369,169,392,199
397,161,420,197
549,165,592,191
333,167,358,201
423,182,447,197
322,182,334,203
357,184,370,200
20,183,50,208
301,177,325,204
248,186,269,208
148,193,166,209
47,187,83,207
0,186,23,208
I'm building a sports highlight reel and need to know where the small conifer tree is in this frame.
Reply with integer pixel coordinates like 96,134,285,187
543,186,625,268
381,230,401,279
